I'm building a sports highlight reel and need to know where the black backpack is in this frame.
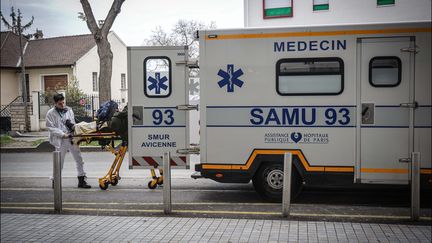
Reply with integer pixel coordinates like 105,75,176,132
96,100,118,127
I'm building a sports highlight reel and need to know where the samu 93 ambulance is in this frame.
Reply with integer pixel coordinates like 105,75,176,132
128,22,431,201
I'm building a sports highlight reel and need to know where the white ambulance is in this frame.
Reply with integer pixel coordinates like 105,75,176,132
128,22,431,201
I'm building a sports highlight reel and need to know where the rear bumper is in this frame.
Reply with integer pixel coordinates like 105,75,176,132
195,163,251,183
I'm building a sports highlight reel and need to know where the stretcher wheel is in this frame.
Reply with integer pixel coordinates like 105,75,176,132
157,177,163,185
111,178,119,186
99,181,109,190
148,180,157,189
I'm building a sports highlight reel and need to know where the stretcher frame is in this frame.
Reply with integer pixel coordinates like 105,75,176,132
73,132,164,190
73,132,126,190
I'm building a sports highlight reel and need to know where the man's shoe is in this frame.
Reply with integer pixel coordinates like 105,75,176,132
78,176,91,188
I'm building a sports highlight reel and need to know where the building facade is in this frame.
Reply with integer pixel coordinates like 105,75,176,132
244,0,432,27
1,31,127,131
1,31,127,106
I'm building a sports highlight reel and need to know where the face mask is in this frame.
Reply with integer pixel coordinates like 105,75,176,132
55,107,68,114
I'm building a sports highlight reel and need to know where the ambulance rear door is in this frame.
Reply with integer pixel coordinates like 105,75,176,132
127,46,189,169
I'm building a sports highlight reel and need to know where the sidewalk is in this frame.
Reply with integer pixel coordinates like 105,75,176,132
1,213,431,242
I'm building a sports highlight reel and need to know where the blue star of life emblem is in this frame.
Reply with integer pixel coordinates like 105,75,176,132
217,64,244,92
148,72,168,94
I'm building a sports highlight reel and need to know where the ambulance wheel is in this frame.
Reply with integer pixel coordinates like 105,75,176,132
148,181,157,189
99,181,109,190
111,178,119,186
252,162,302,203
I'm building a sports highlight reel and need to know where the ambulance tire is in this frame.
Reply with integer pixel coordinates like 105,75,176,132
252,162,302,203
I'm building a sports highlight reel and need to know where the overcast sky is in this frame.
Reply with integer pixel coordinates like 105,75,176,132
1,0,244,45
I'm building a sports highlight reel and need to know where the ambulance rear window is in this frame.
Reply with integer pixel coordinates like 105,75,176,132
276,57,344,95
144,56,172,98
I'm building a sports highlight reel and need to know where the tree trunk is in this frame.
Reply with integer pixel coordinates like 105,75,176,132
97,38,113,103
79,0,125,104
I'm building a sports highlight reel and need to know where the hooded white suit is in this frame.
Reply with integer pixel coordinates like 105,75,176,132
46,106,86,177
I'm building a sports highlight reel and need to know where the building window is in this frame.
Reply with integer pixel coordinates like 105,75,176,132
276,57,344,95
377,0,395,6
92,72,98,92
369,56,401,87
121,73,126,89
263,0,293,19
313,0,329,11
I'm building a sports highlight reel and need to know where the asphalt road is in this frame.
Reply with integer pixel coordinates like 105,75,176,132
1,152,431,223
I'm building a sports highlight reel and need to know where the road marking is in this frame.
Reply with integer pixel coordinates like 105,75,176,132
2,206,431,221
0,188,254,193
0,202,277,206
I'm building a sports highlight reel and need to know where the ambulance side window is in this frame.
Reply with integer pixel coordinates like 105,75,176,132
144,56,172,98
276,57,344,96
369,56,401,87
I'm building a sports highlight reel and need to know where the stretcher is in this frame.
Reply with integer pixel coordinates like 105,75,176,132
73,132,126,190
73,131,164,190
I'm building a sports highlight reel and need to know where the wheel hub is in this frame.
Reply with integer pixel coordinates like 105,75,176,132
266,169,284,190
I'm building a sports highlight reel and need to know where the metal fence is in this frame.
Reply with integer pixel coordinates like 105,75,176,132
0,105,10,117
1,96,25,117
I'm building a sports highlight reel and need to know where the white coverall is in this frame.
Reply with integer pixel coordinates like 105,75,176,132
46,106,86,177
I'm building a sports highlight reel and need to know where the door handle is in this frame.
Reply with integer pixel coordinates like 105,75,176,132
400,47,419,54
176,104,199,111
361,103,374,124
177,147,200,155
399,158,411,163
400,102,418,109
362,106,369,116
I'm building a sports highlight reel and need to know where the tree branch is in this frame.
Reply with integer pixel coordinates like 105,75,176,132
21,16,34,31
0,12,12,29
10,7,17,27
101,0,125,36
79,0,99,35
77,12,87,21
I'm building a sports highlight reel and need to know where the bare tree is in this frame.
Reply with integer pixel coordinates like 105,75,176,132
144,20,216,76
145,26,174,46
1,7,34,132
79,0,125,103
172,20,215,59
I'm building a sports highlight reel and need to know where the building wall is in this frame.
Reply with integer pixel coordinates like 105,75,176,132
74,32,128,107
73,44,97,95
0,69,19,105
244,0,432,27
110,32,128,106
26,67,73,95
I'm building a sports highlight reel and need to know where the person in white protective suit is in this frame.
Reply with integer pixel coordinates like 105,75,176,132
46,93,91,188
